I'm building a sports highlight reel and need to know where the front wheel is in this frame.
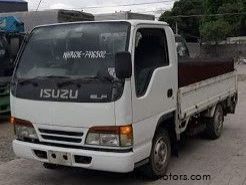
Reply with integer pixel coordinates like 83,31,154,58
141,128,171,179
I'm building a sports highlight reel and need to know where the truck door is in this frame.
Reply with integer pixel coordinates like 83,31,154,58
131,25,177,130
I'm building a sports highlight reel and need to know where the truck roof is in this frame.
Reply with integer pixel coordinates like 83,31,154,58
94,12,155,21
125,19,168,26
33,19,169,30
0,10,94,32
0,0,26,3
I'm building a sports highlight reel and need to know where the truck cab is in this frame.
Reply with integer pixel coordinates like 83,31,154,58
11,20,237,178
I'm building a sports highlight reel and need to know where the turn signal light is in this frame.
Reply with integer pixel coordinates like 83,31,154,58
10,117,38,141
10,116,33,127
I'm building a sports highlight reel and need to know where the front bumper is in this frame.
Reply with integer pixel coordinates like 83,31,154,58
13,140,135,173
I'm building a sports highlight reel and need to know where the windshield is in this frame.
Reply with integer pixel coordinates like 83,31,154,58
16,22,130,79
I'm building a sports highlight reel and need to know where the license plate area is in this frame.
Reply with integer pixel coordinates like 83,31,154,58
48,151,72,166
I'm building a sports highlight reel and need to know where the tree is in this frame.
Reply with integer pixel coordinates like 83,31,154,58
204,0,223,14
200,19,232,42
200,0,246,41
159,0,204,42
242,0,246,35
159,11,176,30
218,1,246,36
160,0,246,42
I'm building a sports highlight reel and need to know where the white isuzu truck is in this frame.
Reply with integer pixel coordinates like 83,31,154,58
10,20,237,178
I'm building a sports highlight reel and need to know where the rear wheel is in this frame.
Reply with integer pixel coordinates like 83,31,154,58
206,104,224,139
141,128,171,179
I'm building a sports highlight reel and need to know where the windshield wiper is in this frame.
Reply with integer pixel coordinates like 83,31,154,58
87,75,115,82
57,79,82,88
57,75,115,89
57,76,99,88
17,75,70,87
17,78,39,87
36,75,70,79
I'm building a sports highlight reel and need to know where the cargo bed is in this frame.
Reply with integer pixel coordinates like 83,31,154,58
178,58,234,87
178,71,237,121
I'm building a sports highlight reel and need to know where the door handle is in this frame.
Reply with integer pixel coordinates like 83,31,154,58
167,89,173,98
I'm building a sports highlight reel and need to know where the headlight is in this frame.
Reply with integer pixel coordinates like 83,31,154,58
10,117,38,141
85,125,133,148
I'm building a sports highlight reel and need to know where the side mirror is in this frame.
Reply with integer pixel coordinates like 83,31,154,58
115,51,132,79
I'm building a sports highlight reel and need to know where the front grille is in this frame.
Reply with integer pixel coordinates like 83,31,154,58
39,129,83,137
39,129,84,144
42,135,82,143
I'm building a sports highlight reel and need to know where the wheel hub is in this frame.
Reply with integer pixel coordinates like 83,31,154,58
154,138,168,170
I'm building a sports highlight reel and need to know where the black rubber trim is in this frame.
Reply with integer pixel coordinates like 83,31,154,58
18,139,133,153
74,155,92,164
134,158,149,168
33,150,48,159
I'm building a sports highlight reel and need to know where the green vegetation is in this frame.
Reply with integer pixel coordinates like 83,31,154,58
159,0,204,42
199,19,232,42
159,0,246,42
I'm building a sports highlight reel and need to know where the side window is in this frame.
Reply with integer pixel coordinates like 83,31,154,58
134,28,169,97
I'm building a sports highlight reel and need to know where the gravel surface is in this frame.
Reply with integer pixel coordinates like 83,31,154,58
0,115,15,163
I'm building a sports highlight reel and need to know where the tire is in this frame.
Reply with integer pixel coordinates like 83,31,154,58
141,128,171,179
206,104,224,139
43,163,60,170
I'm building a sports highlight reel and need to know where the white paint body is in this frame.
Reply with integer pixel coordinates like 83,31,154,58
11,20,238,173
